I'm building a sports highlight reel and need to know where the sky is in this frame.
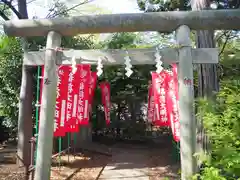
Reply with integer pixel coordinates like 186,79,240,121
0,0,155,42
27,0,141,18
20,0,142,40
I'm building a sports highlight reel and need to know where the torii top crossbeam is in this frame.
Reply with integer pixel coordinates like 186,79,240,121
3,9,240,37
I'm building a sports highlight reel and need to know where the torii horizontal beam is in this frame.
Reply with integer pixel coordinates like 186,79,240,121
23,47,218,66
4,10,240,37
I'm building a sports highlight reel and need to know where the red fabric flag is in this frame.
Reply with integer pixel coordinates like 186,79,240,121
100,82,111,125
147,83,155,123
151,71,170,127
54,65,70,137
172,64,179,100
66,65,82,132
77,64,91,126
88,72,97,114
166,65,180,142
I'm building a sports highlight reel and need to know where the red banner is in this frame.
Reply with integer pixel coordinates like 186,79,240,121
77,65,91,126
54,66,70,137
166,64,180,142
151,71,170,127
147,83,155,123
100,82,111,125
88,72,97,114
172,64,179,100
39,65,93,135
66,65,82,132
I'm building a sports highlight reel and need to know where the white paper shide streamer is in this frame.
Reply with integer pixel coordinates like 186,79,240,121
124,52,133,77
71,56,77,74
154,47,163,73
97,57,103,76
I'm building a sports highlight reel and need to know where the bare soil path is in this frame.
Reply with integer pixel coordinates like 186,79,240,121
99,145,149,180
0,142,179,180
99,143,179,180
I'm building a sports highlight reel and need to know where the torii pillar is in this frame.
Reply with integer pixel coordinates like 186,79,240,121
177,25,197,179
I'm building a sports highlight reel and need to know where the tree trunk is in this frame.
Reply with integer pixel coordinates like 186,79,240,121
191,0,219,156
16,0,33,167
18,0,28,18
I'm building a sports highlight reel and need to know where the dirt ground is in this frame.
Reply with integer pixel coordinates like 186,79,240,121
148,148,180,180
0,144,25,180
0,143,179,180
0,144,110,180
107,143,180,180
51,152,110,180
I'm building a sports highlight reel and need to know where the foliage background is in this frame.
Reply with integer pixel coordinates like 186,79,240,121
0,0,240,179
192,38,240,179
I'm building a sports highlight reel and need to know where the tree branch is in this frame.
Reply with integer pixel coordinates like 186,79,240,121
1,0,22,19
46,0,95,18
12,0,37,7
215,30,228,42
0,1,9,20
219,31,232,56
0,10,10,20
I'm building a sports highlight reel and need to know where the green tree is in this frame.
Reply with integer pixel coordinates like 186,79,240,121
194,39,240,179
0,36,22,127
0,0,98,166
90,32,157,137
137,0,239,11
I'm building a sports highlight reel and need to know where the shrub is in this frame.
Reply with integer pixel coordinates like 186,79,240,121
194,78,240,179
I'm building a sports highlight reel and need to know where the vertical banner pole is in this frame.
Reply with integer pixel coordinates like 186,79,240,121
35,66,41,136
176,25,197,179
74,133,77,157
58,137,62,167
34,31,62,180
34,66,41,165
68,133,70,162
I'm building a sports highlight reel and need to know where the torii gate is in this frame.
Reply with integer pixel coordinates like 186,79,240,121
3,9,240,180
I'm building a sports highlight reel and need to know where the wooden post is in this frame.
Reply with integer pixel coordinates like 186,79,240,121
34,31,62,180
176,25,197,179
